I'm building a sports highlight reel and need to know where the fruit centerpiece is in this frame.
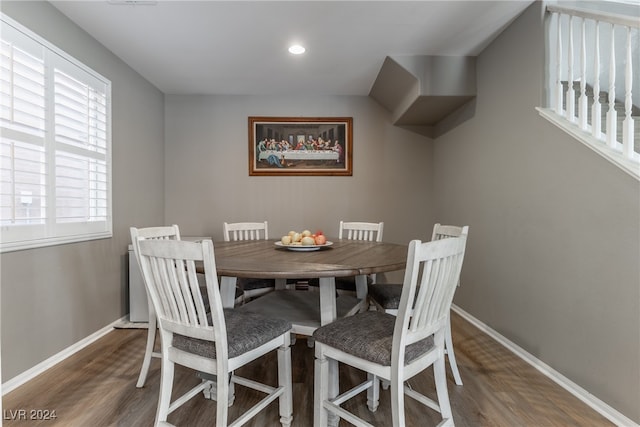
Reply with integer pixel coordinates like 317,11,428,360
280,229,327,246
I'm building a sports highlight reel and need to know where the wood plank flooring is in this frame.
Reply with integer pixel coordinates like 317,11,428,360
2,312,614,426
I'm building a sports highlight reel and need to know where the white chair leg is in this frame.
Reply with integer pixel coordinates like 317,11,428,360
216,374,229,427
390,374,406,427
314,352,329,427
327,358,339,427
277,341,294,427
445,317,463,386
434,354,454,423
136,301,157,388
366,373,380,412
156,355,174,424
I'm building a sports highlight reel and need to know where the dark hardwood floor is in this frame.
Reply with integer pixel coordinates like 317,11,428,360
2,312,614,426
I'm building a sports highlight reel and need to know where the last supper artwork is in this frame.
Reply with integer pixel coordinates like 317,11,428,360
249,117,352,176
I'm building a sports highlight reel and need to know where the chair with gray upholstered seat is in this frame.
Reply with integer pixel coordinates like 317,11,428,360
130,225,243,389
223,221,277,300
135,238,293,427
130,225,181,389
309,221,384,295
368,223,469,386
313,235,468,427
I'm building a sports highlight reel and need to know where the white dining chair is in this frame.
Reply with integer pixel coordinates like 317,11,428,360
130,225,181,389
339,220,384,242
313,235,468,426
131,225,244,389
309,221,384,296
368,223,469,386
339,221,384,292
223,221,276,300
223,221,269,242
135,238,293,426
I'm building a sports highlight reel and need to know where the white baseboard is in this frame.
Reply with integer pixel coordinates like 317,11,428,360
1,316,127,395
452,304,638,427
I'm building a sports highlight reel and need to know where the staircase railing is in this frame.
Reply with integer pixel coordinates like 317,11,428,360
539,3,639,179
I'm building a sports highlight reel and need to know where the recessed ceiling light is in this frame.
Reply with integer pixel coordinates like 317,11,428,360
288,45,306,55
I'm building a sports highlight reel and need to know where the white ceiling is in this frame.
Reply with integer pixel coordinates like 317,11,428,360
50,1,533,96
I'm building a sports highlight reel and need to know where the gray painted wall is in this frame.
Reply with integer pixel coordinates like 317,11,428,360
0,2,165,380
434,3,640,421
163,95,435,251
1,1,638,424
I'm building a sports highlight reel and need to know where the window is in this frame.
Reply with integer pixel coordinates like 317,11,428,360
0,14,112,252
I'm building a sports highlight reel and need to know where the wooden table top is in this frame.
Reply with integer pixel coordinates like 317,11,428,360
210,239,408,279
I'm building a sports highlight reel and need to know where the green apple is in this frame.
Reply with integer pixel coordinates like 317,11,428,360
301,236,315,245
281,235,292,245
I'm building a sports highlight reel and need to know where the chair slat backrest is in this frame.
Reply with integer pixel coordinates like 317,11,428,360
339,221,384,242
393,234,468,354
431,223,468,287
136,239,226,348
223,221,268,241
432,223,465,241
130,224,180,256
130,225,181,283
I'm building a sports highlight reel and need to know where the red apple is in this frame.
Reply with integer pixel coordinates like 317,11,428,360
315,234,327,245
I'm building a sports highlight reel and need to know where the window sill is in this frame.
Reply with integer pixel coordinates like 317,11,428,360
0,231,112,253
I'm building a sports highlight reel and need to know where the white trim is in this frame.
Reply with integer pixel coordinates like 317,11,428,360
0,13,113,253
546,3,640,29
451,304,639,427
1,316,126,395
0,231,112,253
537,107,640,180
1,14,110,83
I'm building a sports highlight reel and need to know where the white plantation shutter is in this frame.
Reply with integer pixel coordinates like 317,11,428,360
53,56,109,226
0,15,112,252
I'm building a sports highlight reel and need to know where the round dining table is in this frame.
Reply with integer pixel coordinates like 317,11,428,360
212,238,408,336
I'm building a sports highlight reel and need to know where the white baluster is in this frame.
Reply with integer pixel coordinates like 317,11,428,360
622,26,634,159
556,13,564,114
566,16,575,121
579,18,588,129
591,21,602,139
606,23,617,148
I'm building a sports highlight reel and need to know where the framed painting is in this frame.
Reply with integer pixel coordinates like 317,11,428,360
249,116,353,176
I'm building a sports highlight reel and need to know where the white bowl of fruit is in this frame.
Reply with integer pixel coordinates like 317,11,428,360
276,229,332,251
